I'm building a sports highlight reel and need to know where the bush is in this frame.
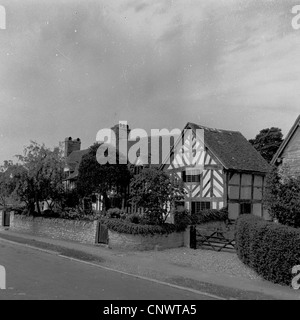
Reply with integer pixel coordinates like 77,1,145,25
126,213,141,224
57,207,101,221
174,209,191,232
106,208,126,219
191,207,228,225
99,218,179,236
235,215,300,285
264,167,300,228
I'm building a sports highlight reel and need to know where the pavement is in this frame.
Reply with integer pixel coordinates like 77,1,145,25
0,230,299,300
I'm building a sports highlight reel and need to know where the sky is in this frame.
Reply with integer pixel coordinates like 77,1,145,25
0,0,300,163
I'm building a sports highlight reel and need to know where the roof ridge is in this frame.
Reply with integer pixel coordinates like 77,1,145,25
188,122,241,134
271,114,300,164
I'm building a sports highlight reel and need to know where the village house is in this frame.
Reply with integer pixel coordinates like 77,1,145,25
63,121,271,220
161,123,271,220
271,114,300,176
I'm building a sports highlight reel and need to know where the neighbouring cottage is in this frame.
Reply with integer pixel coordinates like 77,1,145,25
63,123,140,211
161,122,271,220
271,114,300,176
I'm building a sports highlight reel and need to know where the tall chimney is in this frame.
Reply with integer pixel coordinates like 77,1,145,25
64,137,81,158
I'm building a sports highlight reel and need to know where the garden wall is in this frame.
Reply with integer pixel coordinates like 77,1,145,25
5,212,98,245
108,227,190,251
0,212,191,250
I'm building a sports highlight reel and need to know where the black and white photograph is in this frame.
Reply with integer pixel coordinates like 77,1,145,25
0,0,300,305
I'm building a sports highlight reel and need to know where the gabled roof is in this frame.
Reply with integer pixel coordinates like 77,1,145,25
187,122,271,173
65,149,89,180
65,121,271,180
271,115,300,165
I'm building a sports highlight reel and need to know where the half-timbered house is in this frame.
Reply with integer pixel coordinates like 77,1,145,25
161,123,271,220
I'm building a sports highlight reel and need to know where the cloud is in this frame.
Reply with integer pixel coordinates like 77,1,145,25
0,0,299,163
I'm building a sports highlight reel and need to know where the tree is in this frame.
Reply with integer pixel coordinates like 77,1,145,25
130,167,185,225
15,141,65,214
77,143,132,211
0,161,18,208
249,127,283,163
264,166,300,228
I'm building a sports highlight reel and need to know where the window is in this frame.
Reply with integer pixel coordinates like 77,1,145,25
192,201,211,214
240,203,252,215
183,168,201,183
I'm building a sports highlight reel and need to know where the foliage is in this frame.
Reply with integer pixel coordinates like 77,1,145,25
0,161,20,208
249,127,283,163
264,167,300,228
61,189,80,209
130,167,185,225
106,208,126,219
235,215,300,285
77,143,132,210
100,218,179,235
14,141,65,214
173,208,192,231
191,207,229,225
126,213,141,224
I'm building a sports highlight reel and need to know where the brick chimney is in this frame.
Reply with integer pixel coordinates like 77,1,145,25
64,137,81,158
110,121,130,147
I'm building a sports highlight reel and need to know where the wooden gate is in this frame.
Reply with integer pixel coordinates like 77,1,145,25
96,222,108,244
190,221,236,252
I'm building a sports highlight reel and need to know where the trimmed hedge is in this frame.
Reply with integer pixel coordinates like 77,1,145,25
192,207,228,225
236,215,300,285
99,218,180,236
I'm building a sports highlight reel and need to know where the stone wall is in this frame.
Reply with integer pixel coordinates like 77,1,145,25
107,227,190,251
1,212,191,250
7,212,98,245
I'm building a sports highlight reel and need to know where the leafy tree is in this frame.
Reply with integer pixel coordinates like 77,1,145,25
264,166,300,228
130,167,185,225
77,143,132,211
249,127,283,163
15,141,64,214
0,161,19,208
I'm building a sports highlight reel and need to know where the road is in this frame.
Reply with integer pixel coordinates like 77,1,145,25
0,240,217,300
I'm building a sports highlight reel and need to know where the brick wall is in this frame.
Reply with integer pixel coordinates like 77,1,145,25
108,227,190,251
8,213,97,245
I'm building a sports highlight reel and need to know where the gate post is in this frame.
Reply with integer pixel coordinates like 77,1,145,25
190,225,197,249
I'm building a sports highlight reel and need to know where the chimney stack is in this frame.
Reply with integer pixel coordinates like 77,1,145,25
64,137,81,158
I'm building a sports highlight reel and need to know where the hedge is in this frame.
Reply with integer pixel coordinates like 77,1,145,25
191,207,228,225
99,218,180,236
236,215,300,286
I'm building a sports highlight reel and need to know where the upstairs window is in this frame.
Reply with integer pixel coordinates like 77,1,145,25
183,168,201,183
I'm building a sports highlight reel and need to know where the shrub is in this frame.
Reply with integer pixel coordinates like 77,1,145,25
191,207,228,225
174,209,191,231
126,213,141,224
99,218,179,236
57,207,101,221
264,166,300,228
130,167,185,225
106,208,126,219
235,215,300,286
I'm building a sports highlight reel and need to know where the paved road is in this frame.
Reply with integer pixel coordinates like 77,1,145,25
0,240,217,300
